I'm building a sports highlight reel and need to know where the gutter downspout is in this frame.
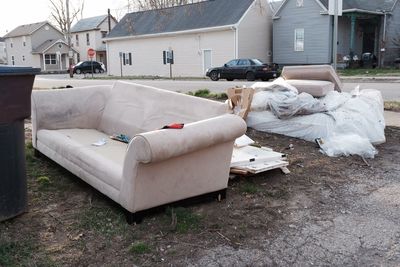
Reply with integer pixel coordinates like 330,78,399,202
106,41,110,75
381,11,387,67
231,26,238,59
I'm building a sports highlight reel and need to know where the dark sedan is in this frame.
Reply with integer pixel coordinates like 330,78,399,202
72,61,105,74
206,59,279,81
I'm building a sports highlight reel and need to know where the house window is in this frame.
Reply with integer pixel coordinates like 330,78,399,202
86,33,90,45
10,38,13,48
10,43,13,48
101,31,107,38
22,55,25,61
75,35,79,46
11,56,15,65
45,54,57,65
294,28,304,51
23,36,26,46
122,52,132,65
296,0,304,7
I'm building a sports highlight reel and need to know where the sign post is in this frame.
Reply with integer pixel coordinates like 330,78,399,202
329,0,342,70
87,48,96,78
119,52,123,77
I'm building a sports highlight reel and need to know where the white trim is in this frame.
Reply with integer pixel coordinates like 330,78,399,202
234,26,238,58
104,25,235,42
315,0,328,11
37,39,79,54
275,0,328,16
106,41,110,75
202,49,212,75
320,9,388,15
42,54,46,70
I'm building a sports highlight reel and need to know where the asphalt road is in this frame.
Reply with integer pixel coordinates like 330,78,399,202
34,74,400,101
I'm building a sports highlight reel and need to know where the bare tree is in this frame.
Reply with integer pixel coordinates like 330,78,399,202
126,0,204,12
49,0,85,34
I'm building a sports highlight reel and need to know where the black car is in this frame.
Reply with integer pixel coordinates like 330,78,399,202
72,61,105,74
206,59,279,81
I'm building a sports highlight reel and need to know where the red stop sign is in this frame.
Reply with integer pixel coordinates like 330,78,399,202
87,48,96,58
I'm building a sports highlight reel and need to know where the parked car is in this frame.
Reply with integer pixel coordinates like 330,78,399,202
72,61,105,74
206,59,280,81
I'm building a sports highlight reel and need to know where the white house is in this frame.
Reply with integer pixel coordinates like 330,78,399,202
3,21,77,71
0,37,6,64
71,14,118,67
105,0,273,77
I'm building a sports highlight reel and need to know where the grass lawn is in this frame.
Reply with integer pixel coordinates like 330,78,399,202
338,68,400,76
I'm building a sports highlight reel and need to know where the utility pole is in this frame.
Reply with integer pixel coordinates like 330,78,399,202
66,0,74,78
332,0,338,70
108,8,111,32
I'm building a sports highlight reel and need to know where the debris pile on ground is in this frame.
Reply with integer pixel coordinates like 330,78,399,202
246,78,385,158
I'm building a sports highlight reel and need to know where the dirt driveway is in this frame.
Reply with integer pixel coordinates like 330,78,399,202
1,125,400,266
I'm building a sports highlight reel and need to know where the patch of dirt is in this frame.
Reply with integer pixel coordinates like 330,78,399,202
1,124,400,266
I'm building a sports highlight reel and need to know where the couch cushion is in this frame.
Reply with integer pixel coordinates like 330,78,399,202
98,81,229,136
281,65,343,92
36,129,127,190
286,80,334,97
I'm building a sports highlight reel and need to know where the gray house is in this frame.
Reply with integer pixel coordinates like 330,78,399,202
3,21,78,71
273,0,400,67
0,37,6,64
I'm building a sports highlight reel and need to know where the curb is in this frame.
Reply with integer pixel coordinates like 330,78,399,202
340,76,400,83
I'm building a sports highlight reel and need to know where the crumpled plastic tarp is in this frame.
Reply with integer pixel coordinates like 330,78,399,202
247,79,386,158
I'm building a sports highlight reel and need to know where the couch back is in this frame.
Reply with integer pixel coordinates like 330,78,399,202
98,81,229,136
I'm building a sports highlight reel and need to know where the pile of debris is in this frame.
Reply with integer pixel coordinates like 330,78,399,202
228,65,385,162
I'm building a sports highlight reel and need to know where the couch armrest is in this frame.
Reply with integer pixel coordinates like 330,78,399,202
128,114,247,164
31,85,111,147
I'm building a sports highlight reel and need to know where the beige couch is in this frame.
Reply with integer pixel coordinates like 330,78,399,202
31,81,246,223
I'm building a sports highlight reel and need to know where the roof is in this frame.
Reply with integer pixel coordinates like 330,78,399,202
275,0,398,17
71,15,110,33
318,0,398,12
32,39,78,54
107,0,254,39
4,21,48,38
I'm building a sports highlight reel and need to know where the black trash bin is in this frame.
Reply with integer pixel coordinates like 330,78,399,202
0,66,40,222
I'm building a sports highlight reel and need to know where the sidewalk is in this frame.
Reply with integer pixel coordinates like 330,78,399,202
385,111,400,127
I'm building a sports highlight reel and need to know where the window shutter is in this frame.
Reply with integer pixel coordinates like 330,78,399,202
163,51,167,64
129,53,132,65
170,50,174,64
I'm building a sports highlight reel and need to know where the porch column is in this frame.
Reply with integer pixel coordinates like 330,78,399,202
349,14,356,55
42,53,46,71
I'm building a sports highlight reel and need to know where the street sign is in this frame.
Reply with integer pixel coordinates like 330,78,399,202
87,48,96,58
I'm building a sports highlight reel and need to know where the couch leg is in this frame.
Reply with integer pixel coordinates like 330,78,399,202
34,149,42,158
126,211,144,225
217,189,227,202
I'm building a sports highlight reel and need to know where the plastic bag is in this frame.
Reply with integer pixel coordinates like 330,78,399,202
268,92,328,119
246,87,386,158
318,134,377,158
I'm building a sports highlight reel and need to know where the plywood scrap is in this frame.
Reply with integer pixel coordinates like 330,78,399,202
230,145,289,175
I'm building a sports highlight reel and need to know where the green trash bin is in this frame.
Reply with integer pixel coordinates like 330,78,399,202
0,66,40,222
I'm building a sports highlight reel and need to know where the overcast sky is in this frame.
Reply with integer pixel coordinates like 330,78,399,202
0,0,128,36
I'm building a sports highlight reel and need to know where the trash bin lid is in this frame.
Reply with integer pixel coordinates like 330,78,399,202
0,66,41,76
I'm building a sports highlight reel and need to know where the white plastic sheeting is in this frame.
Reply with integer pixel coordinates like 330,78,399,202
247,80,386,158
